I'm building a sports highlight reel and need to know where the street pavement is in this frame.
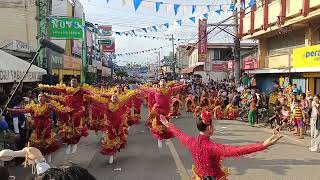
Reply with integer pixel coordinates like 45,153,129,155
9,107,320,180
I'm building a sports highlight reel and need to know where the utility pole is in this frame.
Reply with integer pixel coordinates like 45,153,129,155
233,0,241,81
171,34,176,79
81,12,87,84
155,52,161,80
36,0,51,72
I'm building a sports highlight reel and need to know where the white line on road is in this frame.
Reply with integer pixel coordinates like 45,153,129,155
166,140,191,180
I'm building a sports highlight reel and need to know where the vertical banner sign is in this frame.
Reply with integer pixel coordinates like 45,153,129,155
99,37,115,53
49,17,84,39
198,19,208,62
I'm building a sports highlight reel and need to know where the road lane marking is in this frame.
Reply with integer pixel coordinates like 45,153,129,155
166,140,191,180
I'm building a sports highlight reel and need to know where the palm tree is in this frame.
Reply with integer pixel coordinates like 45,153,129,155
115,70,128,80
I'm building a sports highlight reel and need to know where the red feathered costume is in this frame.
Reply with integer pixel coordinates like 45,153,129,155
40,85,90,145
142,84,186,140
167,115,267,180
9,103,60,155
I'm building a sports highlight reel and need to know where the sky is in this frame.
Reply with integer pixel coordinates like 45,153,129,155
80,0,235,66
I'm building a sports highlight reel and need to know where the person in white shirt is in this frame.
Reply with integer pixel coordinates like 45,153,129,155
310,95,320,152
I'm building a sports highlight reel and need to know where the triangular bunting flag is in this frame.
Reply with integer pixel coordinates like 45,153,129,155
189,17,196,23
164,23,169,29
115,32,121,35
174,4,180,15
215,5,222,15
229,3,235,11
133,0,142,11
207,5,211,12
143,1,152,8
142,28,147,33
176,20,182,26
156,2,161,12
203,13,209,19
152,26,157,32
106,0,110,3
249,0,255,8
166,4,172,14
192,5,196,14
183,6,188,15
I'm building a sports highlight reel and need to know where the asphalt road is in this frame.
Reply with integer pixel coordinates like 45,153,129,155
9,107,320,180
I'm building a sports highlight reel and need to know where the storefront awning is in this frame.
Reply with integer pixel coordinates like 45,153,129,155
181,65,204,74
246,67,320,74
0,50,46,83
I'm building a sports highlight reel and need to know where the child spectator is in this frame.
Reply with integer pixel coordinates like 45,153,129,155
292,99,305,139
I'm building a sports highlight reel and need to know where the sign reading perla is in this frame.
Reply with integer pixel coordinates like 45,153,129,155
49,17,84,39
293,45,320,68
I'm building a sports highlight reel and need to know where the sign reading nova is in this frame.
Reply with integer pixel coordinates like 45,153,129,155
293,45,320,68
49,17,84,39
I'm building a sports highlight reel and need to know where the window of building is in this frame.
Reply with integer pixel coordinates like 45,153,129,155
267,29,305,56
211,49,233,61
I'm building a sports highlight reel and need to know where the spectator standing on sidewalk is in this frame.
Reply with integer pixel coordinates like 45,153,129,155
310,95,320,152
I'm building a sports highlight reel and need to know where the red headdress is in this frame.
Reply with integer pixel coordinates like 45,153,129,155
201,111,212,125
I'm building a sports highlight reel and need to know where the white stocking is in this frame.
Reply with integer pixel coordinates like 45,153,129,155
158,139,163,148
66,145,71,155
109,155,114,164
46,154,52,163
71,144,78,154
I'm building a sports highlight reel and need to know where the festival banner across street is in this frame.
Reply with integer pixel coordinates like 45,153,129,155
49,17,84,39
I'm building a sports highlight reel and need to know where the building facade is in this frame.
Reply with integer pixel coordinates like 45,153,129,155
181,43,257,81
240,0,320,94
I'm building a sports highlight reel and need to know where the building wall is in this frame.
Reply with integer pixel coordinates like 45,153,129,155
242,0,320,39
188,48,198,67
0,0,37,51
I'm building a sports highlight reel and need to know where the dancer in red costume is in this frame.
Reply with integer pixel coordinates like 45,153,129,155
224,101,238,120
194,97,210,118
39,77,91,157
213,104,224,120
160,113,282,180
185,95,196,113
145,84,157,127
7,93,62,163
170,95,182,119
96,94,131,164
130,92,144,126
141,79,186,148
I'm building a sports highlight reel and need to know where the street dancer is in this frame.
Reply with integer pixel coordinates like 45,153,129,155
39,77,91,157
7,93,62,163
141,79,186,148
160,113,282,180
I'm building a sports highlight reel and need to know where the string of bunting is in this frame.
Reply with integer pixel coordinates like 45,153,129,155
105,0,255,14
111,0,256,36
114,44,177,57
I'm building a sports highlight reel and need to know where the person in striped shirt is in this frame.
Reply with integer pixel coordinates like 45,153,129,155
292,99,305,139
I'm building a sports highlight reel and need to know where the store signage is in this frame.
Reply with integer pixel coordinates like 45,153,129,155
63,55,81,70
49,17,84,39
212,63,227,72
293,44,320,68
100,37,115,53
242,56,258,70
0,70,44,83
198,19,207,62
98,25,112,36
48,49,63,69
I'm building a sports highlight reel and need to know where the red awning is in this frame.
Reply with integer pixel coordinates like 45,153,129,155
181,65,204,74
